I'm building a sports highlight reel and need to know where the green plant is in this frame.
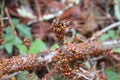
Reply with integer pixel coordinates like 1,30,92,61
105,68,120,80
99,28,120,53
0,18,46,55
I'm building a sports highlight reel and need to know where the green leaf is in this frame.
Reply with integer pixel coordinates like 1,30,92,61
105,68,120,80
0,45,4,49
52,77,57,80
99,34,110,42
118,26,120,30
3,27,15,54
29,39,46,54
17,44,27,55
3,27,24,54
16,24,32,40
14,37,22,45
12,18,32,40
60,76,65,80
4,34,15,42
114,48,120,53
4,42,13,54
50,43,58,50
12,18,20,26
18,72,30,80
108,30,117,39
4,26,13,34
114,0,120,20
3,27,15,42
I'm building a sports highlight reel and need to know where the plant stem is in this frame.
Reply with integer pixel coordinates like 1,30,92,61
1,0,5,27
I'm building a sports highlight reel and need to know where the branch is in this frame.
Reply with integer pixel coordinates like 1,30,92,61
90,21,120,40
0,40,118,78
102,40,120,49
0,51,57,78
1,72,21,80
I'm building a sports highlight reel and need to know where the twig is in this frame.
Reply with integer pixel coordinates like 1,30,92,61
73,67,97,80
102,40,120,49
27,3,74,25
111,54,120,62
5,8,15,30
0,0,5,27
5,8,18,36
90,21,120,40
0,17,8,20
34,0,41,17
90,55,106,61
1,72,21,80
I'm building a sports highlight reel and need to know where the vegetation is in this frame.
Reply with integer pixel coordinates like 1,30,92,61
0,0,120,80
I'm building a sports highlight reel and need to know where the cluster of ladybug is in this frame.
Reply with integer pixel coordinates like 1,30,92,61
0,54,41,78
51,18,70,45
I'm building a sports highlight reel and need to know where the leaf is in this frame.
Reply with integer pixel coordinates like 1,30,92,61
114,0,120,20
3,27,25,54
50,43,58,50
12,18,20,26
14,37,22,45
17,44,27,55
98,34,110,42
3,27,15,54
3,27,15,42
29,39,46,54
114,48,120,53
2,19,33,54
16,24,32,40
12,18,32,40
108,30,117,39
53,77,57,80
17,7,36,19
4,42,13,54
18,72,30,80
118,26,120,30
60,76,65,80
0,45,4,49
105,68,120,80
12,18,33,40
4,34,15,42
